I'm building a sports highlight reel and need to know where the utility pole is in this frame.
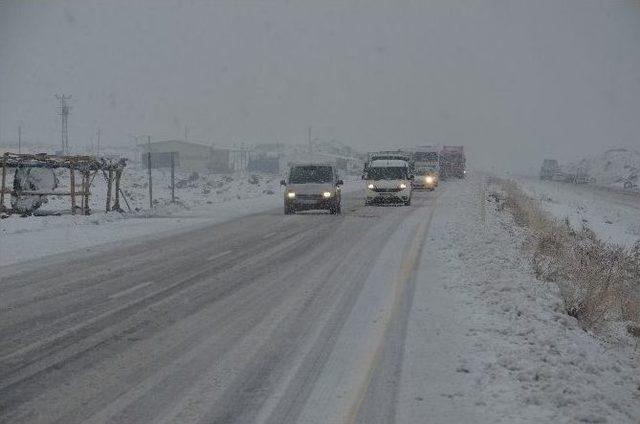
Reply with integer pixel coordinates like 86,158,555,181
96,127,101,156
55,94,71,155
308,126,312,154
147,135,153,210
170,151,175,204
18,126,21,154
184,125,188,143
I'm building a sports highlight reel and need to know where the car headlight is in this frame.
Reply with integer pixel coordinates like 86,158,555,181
367,183,375,189
399,183,407,189
287,192,296,198
322,191,332,198
425,176,434,184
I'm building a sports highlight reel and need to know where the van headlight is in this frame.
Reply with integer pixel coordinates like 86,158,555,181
399,183,407,189
287,192,296,198
367,183,375,189
322,191,332,198
425,176,434,184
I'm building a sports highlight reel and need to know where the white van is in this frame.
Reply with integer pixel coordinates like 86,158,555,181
281,163,343,214
364,159,413,206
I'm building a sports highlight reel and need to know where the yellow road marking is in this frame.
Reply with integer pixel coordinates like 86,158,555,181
345,195,439,424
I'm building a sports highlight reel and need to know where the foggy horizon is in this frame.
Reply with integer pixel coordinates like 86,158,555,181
1,0,639,172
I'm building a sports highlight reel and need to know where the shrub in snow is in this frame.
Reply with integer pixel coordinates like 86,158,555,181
491,178,640,331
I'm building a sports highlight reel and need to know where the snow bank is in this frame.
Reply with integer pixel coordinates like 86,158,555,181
398,176,639,423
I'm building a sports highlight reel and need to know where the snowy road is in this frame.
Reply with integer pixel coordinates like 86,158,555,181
0,189,440,424
2,179,638,424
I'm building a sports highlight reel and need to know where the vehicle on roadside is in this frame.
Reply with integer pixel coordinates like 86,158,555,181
568,167,594,184
281,163,343,214
364,159,413,206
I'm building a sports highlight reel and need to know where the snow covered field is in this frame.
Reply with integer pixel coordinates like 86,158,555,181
566,148,639,191
513,176,640,248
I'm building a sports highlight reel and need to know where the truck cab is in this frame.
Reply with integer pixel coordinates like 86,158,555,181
364,159,412,206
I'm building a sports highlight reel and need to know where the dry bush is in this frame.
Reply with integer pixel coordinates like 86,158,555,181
492,179,640,328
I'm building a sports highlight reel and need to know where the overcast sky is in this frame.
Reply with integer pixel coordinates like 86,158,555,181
1,0,639,171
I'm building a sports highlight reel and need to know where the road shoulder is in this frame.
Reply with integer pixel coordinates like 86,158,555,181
397,178,639,423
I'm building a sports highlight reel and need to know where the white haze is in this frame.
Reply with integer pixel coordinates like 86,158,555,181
1,0,639,173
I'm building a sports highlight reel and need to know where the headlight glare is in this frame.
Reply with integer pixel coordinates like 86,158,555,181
367,183,375,189
322,191,332,198
399,183,407,189
287,192,296,198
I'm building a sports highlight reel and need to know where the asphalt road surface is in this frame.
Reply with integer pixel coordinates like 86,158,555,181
0,188,440,424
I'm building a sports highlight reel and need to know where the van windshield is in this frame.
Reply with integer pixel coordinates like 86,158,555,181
289,166,333,183
366,167,408,180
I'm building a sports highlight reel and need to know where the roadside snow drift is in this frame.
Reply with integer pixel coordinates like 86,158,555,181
397,177,639,423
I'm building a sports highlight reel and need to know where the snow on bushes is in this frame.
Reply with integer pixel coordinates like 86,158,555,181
490,177,640,333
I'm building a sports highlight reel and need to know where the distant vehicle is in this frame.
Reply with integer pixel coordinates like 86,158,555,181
440,145,466,178
409,146,440,190
540,159,560,180
364,159,413,206
571,168,593,184
281,163,343,214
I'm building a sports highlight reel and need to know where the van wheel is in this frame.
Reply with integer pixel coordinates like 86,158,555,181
336,202,342,214
405,198,411,206
284,205,294,215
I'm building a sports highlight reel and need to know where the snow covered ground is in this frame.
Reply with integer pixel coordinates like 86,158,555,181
512,176,640,248
397,176,639,423
2,170,638,422
566,148,639,191
0,175,362,267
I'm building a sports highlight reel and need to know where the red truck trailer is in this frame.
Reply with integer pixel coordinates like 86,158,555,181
440,145,466,178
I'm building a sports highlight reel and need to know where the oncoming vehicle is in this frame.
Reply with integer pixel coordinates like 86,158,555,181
364,159,413,206
411,146,439,190
281,163,343,215
414,171,437,190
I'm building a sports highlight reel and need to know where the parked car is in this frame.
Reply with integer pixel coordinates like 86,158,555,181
281,163,343,214
364,159,413,206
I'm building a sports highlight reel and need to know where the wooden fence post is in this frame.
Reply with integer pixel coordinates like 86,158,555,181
0,154,6,212
83,171,90,215
106,169,113,212
70,168,76,214
114,170,121,211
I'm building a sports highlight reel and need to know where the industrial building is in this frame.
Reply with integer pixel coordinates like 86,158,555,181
140,140,231,173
